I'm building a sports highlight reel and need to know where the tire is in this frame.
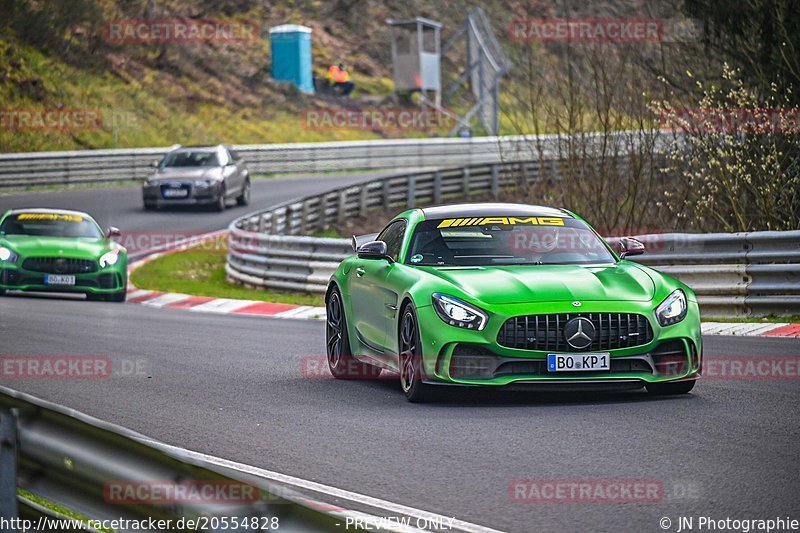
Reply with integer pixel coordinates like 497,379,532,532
214,185,227,211
398,303,438,402
143,201,157,211
0,289,6,296
236,178,251,206
326,287,381,379
646,380,696,395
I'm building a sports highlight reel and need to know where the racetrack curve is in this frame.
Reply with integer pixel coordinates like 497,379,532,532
1,175,799,532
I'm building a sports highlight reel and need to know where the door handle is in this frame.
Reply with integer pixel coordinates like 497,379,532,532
355,267,366,277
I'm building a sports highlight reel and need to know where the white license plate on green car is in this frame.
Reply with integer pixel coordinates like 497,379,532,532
547,353,610,372
44,274,75,286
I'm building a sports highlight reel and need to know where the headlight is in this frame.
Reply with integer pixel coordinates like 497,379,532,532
432,293,488,330
0,246,17,263
656,289,687,326
194,179,215,187
99,250,120,268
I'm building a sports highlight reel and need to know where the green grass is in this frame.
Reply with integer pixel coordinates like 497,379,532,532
18,489,116,533
130,238,324,306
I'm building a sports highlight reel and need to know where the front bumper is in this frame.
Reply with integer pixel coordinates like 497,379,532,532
413,299,702,387
0,262,127,294
142,181,222,206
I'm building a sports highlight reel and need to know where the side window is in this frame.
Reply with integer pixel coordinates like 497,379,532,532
378,220,406,262
228,148,241,162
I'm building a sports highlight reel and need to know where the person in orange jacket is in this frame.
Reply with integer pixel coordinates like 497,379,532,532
326,63,355,96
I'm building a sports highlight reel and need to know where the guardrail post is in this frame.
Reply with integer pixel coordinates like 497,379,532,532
0,409,19,526
407,175,416,208
520,162,529,191
433,171,442,204
382,179,391,211
271,211,280,235
320,193,332,229
301,200,311,233
258,214,266,233
491,164,499,198
462,167,471,198
359,186,369,218
337,190,348,224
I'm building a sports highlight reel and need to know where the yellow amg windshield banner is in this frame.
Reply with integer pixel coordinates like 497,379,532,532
437,217,565,228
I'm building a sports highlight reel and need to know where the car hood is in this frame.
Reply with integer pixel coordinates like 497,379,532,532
149,167,221,181
420,262,656,304
1,235,112,259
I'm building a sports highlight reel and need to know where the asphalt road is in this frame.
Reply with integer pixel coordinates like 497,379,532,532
1,176,799,532
1,295,798,532
0,171,399,256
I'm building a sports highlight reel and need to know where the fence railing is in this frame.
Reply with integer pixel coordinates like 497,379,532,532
0,387,347,531
227,161,800,318
0,131,652,188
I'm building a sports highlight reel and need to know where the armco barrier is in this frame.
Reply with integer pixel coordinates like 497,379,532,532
0,387,355,531
227,163,800,318
0,131,652,188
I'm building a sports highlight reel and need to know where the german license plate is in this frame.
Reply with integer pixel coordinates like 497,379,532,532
162,188,188,198
45,274,75,286
547,353,610,372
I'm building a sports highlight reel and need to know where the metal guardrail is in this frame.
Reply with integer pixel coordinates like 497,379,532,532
0,131,649,188
227,161,537,293
0,387,349,532
227,162,800,318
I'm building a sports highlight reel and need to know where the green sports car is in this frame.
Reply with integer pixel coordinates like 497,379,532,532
325,203,702,402
0,209,127,302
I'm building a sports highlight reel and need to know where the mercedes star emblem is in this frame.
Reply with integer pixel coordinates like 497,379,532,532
564,317,595,350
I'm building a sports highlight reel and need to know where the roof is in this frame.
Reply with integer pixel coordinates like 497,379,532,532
386,17,443,29
419,203,570,219
5,208,92,218
270,24,312,34
173,145,220,152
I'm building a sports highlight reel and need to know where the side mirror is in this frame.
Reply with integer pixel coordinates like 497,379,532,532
618,237,645,259
357,241,393,262
150,160,160,168
105,226,122,239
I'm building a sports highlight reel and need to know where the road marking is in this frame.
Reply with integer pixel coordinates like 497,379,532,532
189,298,256,314
140,292,191,308
145,442,503,533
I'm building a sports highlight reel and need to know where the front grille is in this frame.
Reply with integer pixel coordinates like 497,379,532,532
22,257,98,274
497,313,653,352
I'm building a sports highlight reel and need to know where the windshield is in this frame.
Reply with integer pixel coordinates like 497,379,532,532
160,151,219,168
0,212,103,239
407,216,616,266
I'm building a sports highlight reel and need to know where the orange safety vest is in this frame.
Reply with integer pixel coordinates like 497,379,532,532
327,65,350,83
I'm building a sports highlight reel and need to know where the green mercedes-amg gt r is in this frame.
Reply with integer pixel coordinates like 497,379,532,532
325,203,702,402
0,209,127,302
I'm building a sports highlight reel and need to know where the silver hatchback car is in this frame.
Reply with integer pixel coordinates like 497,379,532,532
142,145,250,211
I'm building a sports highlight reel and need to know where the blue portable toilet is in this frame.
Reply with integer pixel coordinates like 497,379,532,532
269,24,314,94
